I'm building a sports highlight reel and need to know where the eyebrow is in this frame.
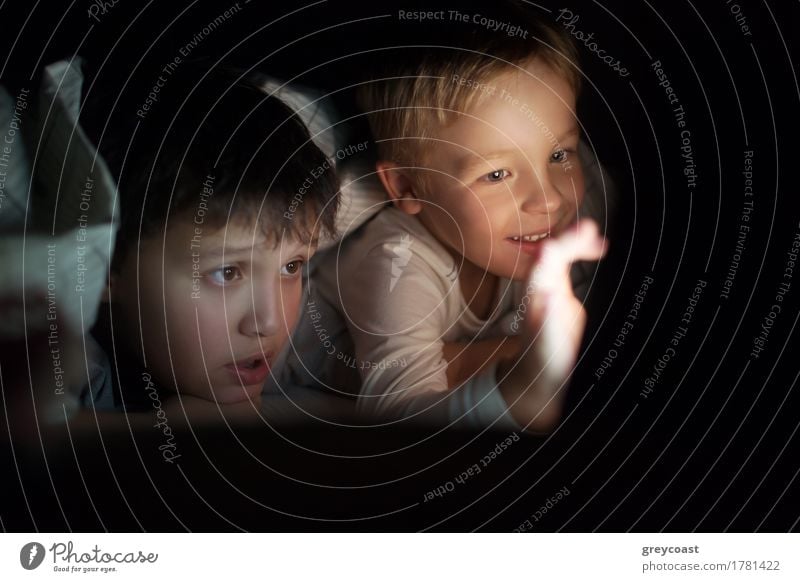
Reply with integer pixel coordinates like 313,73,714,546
456,127,581,174
455,149,519,174
201,245,258,259
555,127,580,142
200,238,319,259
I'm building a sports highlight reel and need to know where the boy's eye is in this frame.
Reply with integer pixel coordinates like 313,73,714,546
550,149,570,164
483,169,510,183
207,266,242,285
281,260,304,276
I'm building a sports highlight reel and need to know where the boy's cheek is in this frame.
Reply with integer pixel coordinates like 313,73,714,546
181,302,230,347
275,279,303,325
284,291,303,330
545,175,584,218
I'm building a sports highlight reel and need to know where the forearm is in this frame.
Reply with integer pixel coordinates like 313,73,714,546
497,348,567,432
496,219,606,432
61,395,263,435
443,336,521,389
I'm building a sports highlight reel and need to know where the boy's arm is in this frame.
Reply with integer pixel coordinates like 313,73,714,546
442,336,521,389
344,249,450,417
57,395,265,437
342,246,518,427
498,219,607,432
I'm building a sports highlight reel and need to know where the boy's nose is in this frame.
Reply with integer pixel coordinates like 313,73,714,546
237,279,282,338
519,173,564,216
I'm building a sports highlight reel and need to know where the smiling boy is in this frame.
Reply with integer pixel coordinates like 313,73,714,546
295,5,607,431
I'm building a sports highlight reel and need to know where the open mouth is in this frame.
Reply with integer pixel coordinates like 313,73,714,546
508,232,550,243
226,354,272,387
505,229,553,258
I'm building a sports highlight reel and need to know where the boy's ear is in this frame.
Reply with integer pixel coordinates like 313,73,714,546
376,161,423,215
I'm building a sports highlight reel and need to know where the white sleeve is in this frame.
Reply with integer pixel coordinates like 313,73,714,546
447,362,520,430
342,243,518,429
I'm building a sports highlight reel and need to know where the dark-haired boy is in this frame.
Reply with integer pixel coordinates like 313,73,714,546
80,67,339,416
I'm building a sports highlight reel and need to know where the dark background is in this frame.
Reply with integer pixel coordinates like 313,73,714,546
1,0,798,531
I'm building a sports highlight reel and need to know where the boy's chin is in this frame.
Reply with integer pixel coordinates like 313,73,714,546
200,382,263,405
175,384,263,406
490,260,537,282
509,271,531,282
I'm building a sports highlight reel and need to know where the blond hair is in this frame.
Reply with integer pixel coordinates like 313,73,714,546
358,11,580,166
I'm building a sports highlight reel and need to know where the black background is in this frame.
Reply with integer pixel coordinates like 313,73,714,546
1,0,798,531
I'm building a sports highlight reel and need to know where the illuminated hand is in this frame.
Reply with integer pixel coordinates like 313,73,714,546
500,218,607,430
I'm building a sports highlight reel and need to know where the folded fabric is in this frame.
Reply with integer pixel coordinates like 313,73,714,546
0,58,119,422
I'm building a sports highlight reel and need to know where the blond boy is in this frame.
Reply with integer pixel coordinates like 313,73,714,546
291,9,608,431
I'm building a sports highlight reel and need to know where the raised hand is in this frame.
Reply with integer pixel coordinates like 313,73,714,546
500,218,607,431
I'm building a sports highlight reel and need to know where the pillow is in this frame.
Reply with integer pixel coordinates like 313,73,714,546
0,59,119,421
257,77,388,251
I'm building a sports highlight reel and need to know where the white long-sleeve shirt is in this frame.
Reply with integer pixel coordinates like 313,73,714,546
314,207,524,428
279,142,614,429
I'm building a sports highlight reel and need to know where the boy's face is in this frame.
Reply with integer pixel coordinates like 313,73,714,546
404,59,583,281
110,214,312,403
